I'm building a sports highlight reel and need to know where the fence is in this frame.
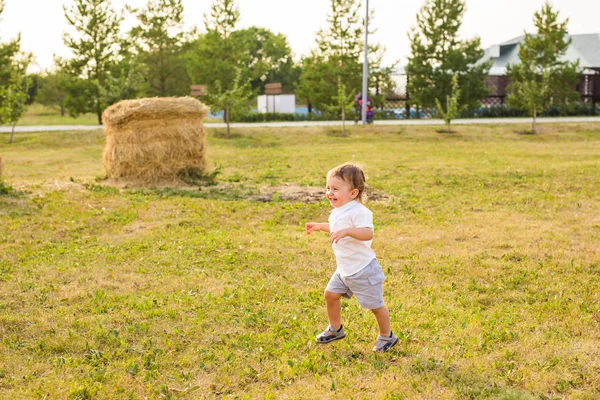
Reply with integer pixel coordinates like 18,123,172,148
378,68,600,118
378,68,411,118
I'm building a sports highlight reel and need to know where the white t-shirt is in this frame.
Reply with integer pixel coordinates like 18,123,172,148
328,200,376,277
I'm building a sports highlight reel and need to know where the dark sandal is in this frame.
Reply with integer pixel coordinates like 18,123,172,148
316,325,346,344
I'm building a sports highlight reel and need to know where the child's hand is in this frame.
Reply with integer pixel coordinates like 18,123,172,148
330,228,348,243
305,222,320,235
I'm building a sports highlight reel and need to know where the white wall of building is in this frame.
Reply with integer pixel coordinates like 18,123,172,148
257,95,296,113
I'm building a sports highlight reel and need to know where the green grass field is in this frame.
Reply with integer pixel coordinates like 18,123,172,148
2,103,222,127
1,123,599,399
4,103,100,126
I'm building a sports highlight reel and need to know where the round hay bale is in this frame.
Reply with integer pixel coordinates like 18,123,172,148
102,97,210,184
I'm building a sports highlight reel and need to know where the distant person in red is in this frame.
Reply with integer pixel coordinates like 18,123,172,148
354,93,375,124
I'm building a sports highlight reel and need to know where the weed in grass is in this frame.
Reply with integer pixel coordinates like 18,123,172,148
83,183,119,195
226,172,246,182
179,165,222,186
436,129,458,134
0,181,14,195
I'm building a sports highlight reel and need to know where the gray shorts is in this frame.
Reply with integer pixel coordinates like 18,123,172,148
325,258,386,310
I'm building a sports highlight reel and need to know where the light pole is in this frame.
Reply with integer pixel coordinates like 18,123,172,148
361,0,369,125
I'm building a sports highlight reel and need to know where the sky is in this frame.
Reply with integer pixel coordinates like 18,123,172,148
1,0,599,73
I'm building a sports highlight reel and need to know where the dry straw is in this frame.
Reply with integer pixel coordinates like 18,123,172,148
102,97,210,184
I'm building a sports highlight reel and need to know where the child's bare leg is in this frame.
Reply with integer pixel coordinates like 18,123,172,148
324,290,343,329
371,306,391,337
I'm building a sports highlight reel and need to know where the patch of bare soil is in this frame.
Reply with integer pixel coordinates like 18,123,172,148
249,185,325,203
101,178,189,190
366,191,391,202
249,184,391,203
88,179,391,204
0,194,30,215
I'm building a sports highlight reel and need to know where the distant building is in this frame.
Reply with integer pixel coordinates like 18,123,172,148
257,95,296,114
480,33,600,106
389,66,407,99
381,34,600,116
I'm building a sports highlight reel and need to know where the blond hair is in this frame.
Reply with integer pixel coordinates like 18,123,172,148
327,162,367,203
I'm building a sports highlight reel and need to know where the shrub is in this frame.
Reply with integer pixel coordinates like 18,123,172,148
231,112,331,123
545,102,596,117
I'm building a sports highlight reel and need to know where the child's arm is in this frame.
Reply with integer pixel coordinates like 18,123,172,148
305,222,330,235
330,227,373,243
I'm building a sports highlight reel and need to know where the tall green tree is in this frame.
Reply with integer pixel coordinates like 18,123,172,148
187,0,298,121
186,31,237,96
298,0,362,118
207,68,253,138
0,0,31,138
128,0,191,97
36,70,68,116
186,0,243,115
0,36,20,88
435,74,460,133
203,0,239,38
323,76,355,135
1,68,30,143
24,73,40,105
232,27,299,94
100,39,146,105
298,0,391,120
506,2,580,134
406,0,491,116
296,54,328,116
61,0,141,124
0,0,27,111
187,0,299,119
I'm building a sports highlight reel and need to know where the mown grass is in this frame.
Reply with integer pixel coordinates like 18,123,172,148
0,123,599,399
4,103,221,127
6,103,101,126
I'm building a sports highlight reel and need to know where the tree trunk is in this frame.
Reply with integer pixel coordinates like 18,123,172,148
96,99,102,125
9,121,16,144
446,95,451,133
159,47,167,95
60,105,65,117
341,103,346,136
532,105,537,134
405,74,410,119
225,104,230,139
160,76,166,96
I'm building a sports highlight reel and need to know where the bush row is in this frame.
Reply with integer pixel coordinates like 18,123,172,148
230,112,331,123
227,103,597,122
